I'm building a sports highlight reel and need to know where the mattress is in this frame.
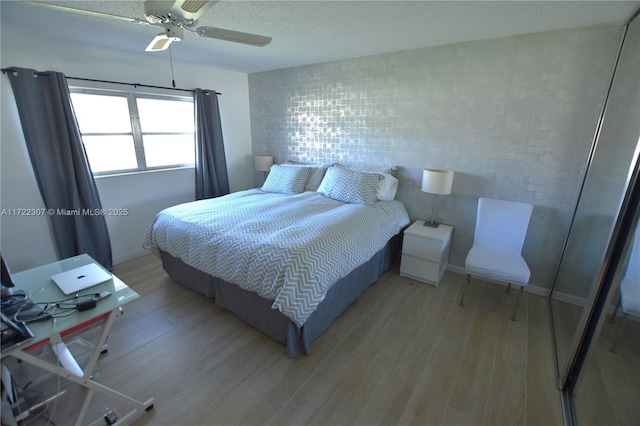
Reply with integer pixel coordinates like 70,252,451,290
143,189,410,326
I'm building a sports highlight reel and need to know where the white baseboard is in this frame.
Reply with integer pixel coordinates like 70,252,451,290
113,250,151,266
524,284,551,298
446,264,466,276
549,291,587,308
445,264,551,297
435,265,640,324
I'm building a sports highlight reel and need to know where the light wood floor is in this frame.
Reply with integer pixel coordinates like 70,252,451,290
27,254,564,425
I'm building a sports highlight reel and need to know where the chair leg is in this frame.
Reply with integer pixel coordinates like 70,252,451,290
505,282,511,294
610,313,627,353
610,297,622,323
511,285,524,321
459,274,470,307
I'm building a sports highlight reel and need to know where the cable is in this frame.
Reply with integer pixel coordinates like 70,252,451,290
1,293,30,315
11,292,102,323
169,44,176,88
10,371,58,426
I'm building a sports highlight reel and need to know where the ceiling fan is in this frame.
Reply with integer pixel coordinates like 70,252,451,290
26,0,272,52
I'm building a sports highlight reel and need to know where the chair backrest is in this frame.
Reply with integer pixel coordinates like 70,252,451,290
473,197,533,254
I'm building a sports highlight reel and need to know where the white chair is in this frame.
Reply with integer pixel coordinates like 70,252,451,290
459,197,534,321
609,223,640,353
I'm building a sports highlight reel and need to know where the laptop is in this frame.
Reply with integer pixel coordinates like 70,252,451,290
51,263,112,295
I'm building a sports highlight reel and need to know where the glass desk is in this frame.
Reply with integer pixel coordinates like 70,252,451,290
1,254,154,425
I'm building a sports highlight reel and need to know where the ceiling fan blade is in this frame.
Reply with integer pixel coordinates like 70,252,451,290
25,1,150,25
196,26,272,47
174,0,217,17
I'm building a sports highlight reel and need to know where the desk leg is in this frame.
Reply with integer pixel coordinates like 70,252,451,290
8,307,154,425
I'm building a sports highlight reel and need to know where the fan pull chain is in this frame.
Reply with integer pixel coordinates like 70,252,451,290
169,44,176,87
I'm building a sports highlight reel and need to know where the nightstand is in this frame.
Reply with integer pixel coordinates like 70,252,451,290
400,220,453,286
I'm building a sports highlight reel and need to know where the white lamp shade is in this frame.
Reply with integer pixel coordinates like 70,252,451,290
254,155,274,172
421,169,454,195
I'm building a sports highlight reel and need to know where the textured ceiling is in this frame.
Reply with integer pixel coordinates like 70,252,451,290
2,0,639,73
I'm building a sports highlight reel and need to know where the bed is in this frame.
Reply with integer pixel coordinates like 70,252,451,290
142,163,410,357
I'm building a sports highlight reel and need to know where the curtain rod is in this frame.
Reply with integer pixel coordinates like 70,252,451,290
1,69,221,95
66,76,221,96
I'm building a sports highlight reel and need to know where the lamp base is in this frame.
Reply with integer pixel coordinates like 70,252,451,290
423,221,440,228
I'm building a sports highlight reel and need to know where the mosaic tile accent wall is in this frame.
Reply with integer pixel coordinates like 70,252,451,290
249,25,621,289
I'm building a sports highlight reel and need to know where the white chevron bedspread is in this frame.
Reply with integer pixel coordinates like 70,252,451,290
142,189,410,326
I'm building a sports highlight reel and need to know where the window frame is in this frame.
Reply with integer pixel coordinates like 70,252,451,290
69,85,196,176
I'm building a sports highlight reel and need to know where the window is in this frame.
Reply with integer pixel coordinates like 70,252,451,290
70,88,195,175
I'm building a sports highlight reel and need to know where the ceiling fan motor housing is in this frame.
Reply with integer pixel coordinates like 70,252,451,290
163,24,184,41
144,1,172,23
144,1,206,26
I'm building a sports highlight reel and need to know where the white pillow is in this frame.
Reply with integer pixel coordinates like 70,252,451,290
377,173,399,201
261,164,312,194
336,164,399,201
317,164,382,206
283,163,328,191
351,164,398,178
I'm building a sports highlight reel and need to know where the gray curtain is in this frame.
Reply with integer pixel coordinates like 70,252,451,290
195,88,229,200
6,67,113,270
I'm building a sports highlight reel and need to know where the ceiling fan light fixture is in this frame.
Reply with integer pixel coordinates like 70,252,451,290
145,26,183,51
145,34,173,51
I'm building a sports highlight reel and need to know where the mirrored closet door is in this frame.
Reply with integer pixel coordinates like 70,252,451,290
570,207,640,425
549,7,639,425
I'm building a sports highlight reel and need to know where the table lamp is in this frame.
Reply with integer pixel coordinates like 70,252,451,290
254,155,273,180
421,168,454,227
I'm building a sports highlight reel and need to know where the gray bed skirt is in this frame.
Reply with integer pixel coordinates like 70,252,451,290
159,234,401,357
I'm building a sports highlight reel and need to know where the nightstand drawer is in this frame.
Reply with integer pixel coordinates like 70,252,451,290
403,233,449,262
400,221,453,287
400,255,445,285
